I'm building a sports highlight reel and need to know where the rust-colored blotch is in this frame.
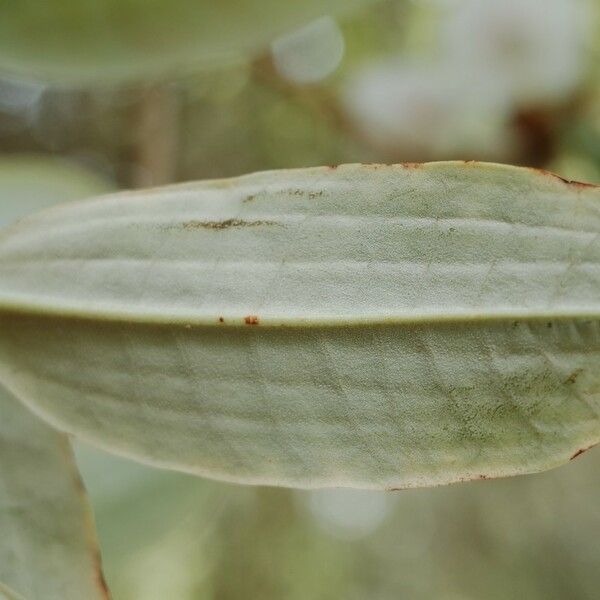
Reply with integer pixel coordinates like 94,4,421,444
570,443,598,461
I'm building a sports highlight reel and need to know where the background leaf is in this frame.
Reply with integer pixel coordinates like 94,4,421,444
0,155,114,599
0,155,113,229
0,581,26,600
0,0,375,83
0,162,598,489
0,391,109,599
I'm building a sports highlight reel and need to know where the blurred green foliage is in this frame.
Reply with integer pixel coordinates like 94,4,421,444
0,155,112,227
77,443,600,600
0,0,374,82
1,0,598,186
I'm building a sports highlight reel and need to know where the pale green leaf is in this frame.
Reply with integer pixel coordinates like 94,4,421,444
0,391,109,599
0,0,374,83
0,162,598,489
0,156,113,230
0,155,113,599
0,582,26,600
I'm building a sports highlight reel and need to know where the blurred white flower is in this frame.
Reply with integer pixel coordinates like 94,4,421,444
342,61,514,160
271,16,345,85
341,0,594,160
441,0,592,106
307,489,391,540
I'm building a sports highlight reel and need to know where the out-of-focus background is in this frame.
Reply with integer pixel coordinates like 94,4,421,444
1,0,599,598
2,0,600,187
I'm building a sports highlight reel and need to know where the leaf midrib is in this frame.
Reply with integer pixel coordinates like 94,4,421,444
0,301,598,329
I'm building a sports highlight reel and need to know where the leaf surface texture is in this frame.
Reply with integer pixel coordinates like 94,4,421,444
0,162,598,488
0,391,108,599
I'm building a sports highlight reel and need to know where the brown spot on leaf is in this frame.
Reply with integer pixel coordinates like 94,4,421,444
570,443,597,461
548,172,597,189
218,317,225,323
244,315,259,325
280,188,325,200
564,368,583,385
179,219,281,231
528,166,598,189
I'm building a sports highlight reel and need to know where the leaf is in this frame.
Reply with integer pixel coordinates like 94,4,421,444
0,162,598,489
0,391,109,599
0,156,113,230
0,156,114,598
0,0,374,83
0,582,26,600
